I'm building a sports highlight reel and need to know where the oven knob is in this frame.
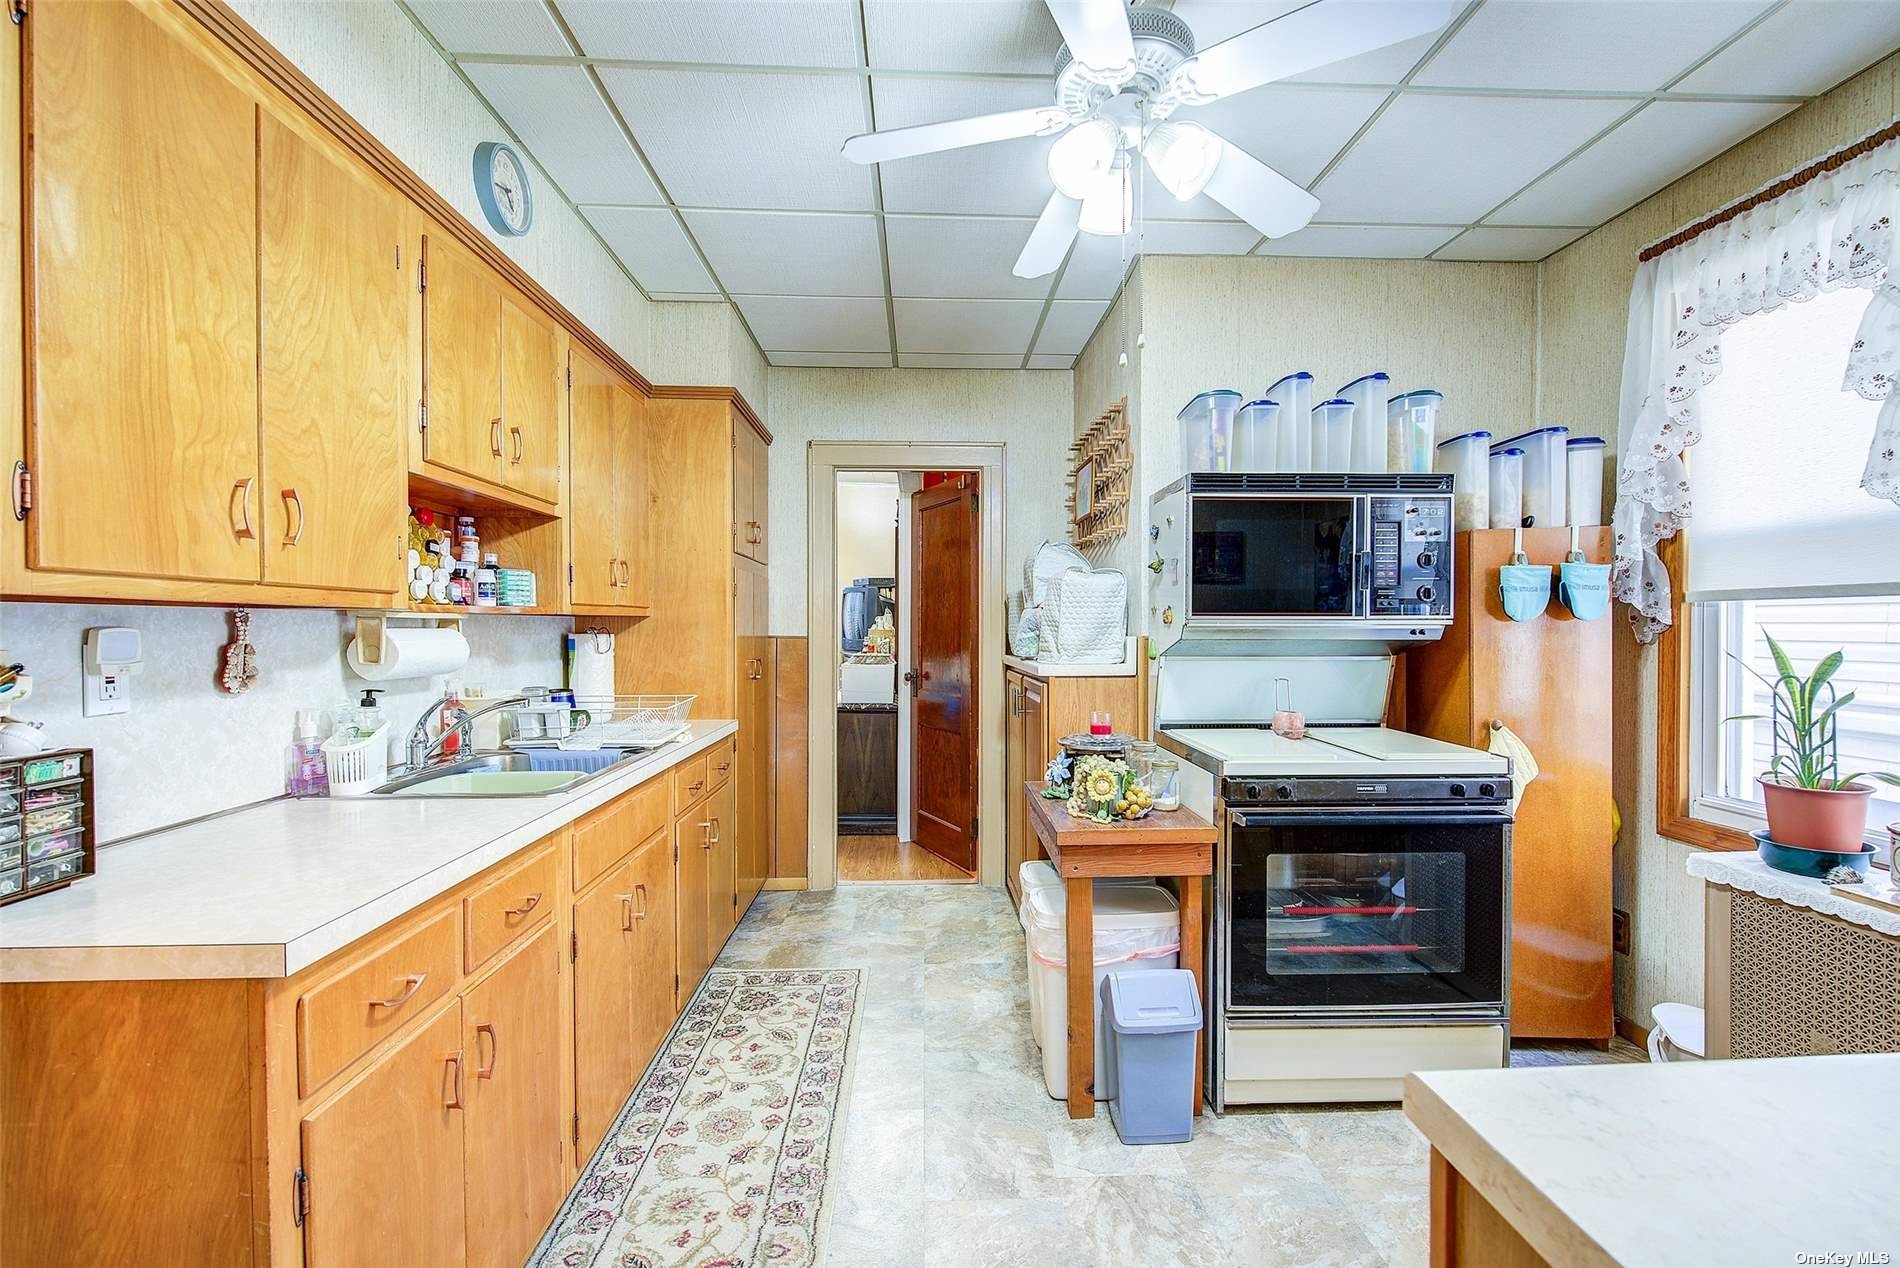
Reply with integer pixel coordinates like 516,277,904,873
1479,783,1497,798
1244,783,1262,800
1417,551,1435,569
1449,783,1467,798
1275,783,1294,801
1415,584,1436,603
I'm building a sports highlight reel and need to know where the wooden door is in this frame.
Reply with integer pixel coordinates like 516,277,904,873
300,1002,466,1268
463,925,564,1268
1005,671,1026,908
732,423,756,560
571,859,636,1160
567,353,621,608
675,809,714,998
626,829,678,1072
710,778,739,944
1020,676,1048,864
27,0,260,583
421,232,502,486
613,384,650,605
258,111,406,595
500,297,562,504
908,480,980,872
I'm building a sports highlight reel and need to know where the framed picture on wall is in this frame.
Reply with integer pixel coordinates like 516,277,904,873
1074,458,1095,521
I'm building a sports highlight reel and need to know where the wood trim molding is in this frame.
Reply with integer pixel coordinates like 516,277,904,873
1655,535,1754,853
174,0,761,431
649,384,770,442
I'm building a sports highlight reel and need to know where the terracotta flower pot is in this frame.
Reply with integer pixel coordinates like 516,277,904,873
1758,777,1874,853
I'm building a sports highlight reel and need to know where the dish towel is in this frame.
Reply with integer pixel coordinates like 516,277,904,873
1488,722,1540,818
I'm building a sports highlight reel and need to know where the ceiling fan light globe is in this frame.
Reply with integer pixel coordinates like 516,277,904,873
1145,120,1223,202
1047,117,1122,200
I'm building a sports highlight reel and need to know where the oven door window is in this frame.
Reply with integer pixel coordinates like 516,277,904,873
1189,497,1358,617
1227,814,1506,1013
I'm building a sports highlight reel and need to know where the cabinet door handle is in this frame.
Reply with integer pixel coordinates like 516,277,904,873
633,882,648,921
618,559,630,588
619,892,635,931
490,418,503,456
699,819,713,848
444,1050,465,1109
510,426,524,463
608,557,620,588
474,1023,498,1079
231,478,256,541
282,488,305,546
710,816,721,845
370,972,426,1010
503,892,541,918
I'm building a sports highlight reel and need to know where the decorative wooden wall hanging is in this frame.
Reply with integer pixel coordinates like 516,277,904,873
1068,399,1130,550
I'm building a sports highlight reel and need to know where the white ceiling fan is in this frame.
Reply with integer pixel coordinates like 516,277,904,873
842,0,1459,277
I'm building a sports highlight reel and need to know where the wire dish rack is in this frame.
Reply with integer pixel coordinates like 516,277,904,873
507,694,695,751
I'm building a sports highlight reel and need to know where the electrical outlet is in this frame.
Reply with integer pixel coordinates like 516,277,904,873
1612,908,1631,956
82,666,129,717
81,626,141,717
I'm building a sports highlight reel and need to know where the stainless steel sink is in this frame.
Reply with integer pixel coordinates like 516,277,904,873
369,749,647,798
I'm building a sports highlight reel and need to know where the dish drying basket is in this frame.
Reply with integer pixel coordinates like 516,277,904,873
511,695,695,751
322,724,389,797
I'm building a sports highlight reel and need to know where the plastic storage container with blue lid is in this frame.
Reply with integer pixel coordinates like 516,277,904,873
1234,398,1282,473
1177,390,1242,474
1265,373,1315,471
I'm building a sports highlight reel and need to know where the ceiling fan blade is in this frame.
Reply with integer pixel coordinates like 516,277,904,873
1196,140,1320,239
1045,0,1137,77
1172,0,1460,103
842,106,1071,164
1014,191,1084,279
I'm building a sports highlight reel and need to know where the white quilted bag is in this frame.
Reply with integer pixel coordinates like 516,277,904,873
1043,566,1127,662
1026,541,1090,607
1007,589,1040,658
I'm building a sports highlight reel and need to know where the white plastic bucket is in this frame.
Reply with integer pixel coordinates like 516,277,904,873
1488,447,1524,529
1178,390,1242,473
1388,390,1441,474
1266,373,1313,471
1310,399,1354,473
1337,373,1391,472
1234,399,1281,473
1494,426,1569,527
1435,429,1492,532
1017,864,1159,1051
1566,437,1607,527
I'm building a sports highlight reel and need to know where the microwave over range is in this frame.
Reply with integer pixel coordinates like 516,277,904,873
1149,473,1455,651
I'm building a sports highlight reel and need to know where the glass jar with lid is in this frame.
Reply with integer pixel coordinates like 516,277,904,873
1148,757,1181,811
1126,740,1159,783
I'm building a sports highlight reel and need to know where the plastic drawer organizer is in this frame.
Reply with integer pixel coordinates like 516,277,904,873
0,748,95,907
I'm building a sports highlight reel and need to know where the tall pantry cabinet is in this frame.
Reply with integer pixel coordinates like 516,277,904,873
612,390,773,930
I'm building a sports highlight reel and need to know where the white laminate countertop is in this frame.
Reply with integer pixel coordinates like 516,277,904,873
1004,638,1141,678
0,721,737,983
1405,1054,1900,1267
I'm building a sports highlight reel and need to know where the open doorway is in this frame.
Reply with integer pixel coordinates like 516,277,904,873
833,469,981,884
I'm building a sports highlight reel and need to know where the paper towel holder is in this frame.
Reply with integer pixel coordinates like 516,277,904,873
350,610,469,669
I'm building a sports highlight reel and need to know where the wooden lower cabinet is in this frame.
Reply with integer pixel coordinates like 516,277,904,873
627,827,680,1073
676,801,716,999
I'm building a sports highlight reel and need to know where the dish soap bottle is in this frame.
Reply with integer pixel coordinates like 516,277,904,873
438,680,467,758
285,709,329,797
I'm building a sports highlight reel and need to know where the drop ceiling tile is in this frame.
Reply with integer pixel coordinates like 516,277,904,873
886,216,1047,299
1414,0,1772,91
558,0,861,67
598,68,873,210
1492,99,1796,227
648,292,729,302
1433,225,1589,261
1254,223,1459,257
1173,84,1390,187
1312,94,1632,224
1027,354,1075,370
1056,220,1260,299
899,353,1026,368
584,207,718,292
683,210,884,296
770,351,896,367
462,63,663,206
864,0,1061,73
736,295,890,353
1169,0,1438,85
1032,299,1110,356
872,77,1066,215
407,0,571,56
1672,0,1900,96
894,298,1042,353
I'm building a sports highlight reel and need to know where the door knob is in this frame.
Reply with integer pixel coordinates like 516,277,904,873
902,669,919,685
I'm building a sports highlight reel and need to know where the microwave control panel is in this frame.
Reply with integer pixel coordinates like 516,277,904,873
1368,495,1452,618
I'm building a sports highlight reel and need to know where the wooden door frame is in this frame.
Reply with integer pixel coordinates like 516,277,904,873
806,443,1007,891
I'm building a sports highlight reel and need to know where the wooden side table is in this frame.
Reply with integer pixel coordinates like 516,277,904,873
1025,781,1217,1120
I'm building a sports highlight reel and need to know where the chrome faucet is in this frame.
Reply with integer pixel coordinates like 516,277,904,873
405,693,536,771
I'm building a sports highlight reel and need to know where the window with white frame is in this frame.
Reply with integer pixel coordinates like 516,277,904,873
1685,287,1900,860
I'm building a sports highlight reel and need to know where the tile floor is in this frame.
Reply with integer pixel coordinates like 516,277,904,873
714,884,1641,1268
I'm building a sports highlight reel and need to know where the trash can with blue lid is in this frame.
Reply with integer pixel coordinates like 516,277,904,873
1100,968,1203,1145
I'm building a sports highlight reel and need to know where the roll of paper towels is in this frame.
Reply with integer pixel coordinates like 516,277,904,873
347,626,470,682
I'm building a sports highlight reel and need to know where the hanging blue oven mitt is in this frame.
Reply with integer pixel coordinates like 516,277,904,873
1498,552,1552,622
1557,554,1611,620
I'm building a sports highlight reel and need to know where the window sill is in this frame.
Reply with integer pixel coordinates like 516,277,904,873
1658,808,1755,852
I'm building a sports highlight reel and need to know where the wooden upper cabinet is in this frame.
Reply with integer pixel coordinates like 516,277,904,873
420,232,503,488
258,111,406,595
750,426,770,563
500,298,561,505
614,383,651,607
26,0,260,583
300,1001,467,1268
732,424,768,562
567,352,621,609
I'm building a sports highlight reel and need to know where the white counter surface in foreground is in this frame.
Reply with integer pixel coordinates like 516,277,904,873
1406,1053,1900,1267
0,721,736,982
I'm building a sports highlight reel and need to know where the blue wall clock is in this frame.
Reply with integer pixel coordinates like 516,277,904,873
473,141,533,238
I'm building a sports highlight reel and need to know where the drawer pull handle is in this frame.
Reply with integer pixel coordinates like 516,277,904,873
634,882,648,920
371,973,427,1010
444,1050,465,1109
503,893,541,918
688,780,704,794
232,478,256,541
474,1023,498,1079
618,892,635,931
282,488,305,546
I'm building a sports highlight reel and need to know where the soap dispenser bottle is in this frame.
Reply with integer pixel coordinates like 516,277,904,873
285,709,329,797
438,680,466,758
355,689,386,739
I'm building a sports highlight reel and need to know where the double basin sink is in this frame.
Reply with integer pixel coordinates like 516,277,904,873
370,749,650,798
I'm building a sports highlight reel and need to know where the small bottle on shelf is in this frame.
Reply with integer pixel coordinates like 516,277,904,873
476,553,500,607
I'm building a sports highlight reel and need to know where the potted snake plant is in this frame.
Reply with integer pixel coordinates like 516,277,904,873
1727,633,1900,852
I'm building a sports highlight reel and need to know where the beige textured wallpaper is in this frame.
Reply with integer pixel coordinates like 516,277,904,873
1537,51,1900,1029
649,301,769,419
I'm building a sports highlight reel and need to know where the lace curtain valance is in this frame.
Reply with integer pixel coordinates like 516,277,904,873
1613,128,1900,642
